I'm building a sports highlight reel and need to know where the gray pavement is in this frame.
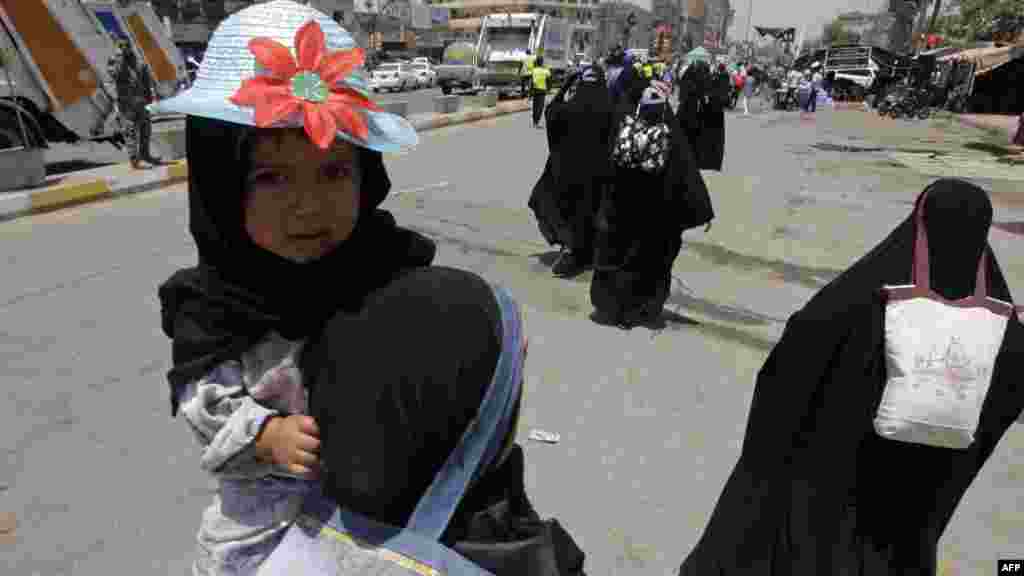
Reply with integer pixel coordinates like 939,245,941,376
2,106,1023,575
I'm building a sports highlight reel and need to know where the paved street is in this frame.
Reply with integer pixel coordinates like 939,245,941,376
43,86,455,175
3,105,1023,575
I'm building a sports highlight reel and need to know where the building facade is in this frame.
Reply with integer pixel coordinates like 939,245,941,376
149,0,429,53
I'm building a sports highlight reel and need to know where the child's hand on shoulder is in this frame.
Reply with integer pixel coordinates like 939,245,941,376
255,415,320,479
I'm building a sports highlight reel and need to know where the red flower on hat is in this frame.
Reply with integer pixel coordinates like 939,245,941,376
229,20,380,150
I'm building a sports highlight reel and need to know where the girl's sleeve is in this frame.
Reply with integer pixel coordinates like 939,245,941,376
177,362,279,478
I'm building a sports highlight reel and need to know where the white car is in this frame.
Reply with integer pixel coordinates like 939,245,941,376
370,63,417,93
410,62,437,88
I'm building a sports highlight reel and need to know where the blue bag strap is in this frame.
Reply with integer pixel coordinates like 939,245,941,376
404,283,525,540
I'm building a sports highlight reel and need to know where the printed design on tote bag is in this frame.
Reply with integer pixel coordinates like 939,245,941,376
910,336,990,400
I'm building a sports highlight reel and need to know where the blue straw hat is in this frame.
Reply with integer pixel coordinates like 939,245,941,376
149,0,417,153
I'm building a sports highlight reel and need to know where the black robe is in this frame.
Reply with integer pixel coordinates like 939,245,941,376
590,71,714,327
677,63,727,172
680,181,1024,575
528,68,615,258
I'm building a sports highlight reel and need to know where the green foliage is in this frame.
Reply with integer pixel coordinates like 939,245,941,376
939,0,1024,40
822,20,861,46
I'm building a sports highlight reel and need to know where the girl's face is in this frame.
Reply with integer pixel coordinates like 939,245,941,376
244,130,361,263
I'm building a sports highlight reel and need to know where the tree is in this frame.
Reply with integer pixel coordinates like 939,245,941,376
822,20,860,46
949,0,1024,40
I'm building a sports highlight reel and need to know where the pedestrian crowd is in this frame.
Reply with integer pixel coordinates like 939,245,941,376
149,2,1024,575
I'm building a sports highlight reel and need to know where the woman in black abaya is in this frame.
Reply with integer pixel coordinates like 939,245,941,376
529,65,615,278
676,61,727,172
590,70,714,328
679,179,1024,575
302,267,587,575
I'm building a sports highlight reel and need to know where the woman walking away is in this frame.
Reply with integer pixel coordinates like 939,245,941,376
531,56,552,128
679,178,1024,575
153,3,434,573
288,266,587,575
591,70,714,329
530,65,615,279
677,60,726,172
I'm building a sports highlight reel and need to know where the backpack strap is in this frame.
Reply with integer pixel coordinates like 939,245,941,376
404,283,525,540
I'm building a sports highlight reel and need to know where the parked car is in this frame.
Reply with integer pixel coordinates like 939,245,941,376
369,62,417,93
410,62,437,88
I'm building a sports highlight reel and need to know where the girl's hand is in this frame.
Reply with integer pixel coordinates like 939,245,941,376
255,415,321,478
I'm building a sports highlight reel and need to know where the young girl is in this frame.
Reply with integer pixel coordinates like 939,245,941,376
153,2,435,573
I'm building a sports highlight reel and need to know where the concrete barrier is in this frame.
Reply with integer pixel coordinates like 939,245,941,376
379,101,409,118
0,147,46,192
433,95,460,115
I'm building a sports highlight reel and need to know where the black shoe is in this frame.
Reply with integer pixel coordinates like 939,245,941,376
552,251,590,278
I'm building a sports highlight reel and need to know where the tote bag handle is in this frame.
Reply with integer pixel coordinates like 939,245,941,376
910,189,988,298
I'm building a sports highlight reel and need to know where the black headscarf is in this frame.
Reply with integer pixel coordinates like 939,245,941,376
158,117,436,415
302,266,586,575
681,179,1024,574
303,266,503,527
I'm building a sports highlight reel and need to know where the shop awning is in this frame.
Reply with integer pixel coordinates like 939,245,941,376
939,43,1024,76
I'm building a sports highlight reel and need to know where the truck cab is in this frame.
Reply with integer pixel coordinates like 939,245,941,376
475,13,572,97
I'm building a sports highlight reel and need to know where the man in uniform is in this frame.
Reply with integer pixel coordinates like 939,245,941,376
641,58,654,80
109,44,162,169
531,56,551,128
520,50,536,99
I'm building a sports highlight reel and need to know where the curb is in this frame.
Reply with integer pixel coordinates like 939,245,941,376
0,101,530,222
0,160,190,222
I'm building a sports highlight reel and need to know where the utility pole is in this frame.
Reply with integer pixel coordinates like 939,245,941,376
744,0,753,59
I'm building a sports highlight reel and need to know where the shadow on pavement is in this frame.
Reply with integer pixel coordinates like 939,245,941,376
46,160,116,176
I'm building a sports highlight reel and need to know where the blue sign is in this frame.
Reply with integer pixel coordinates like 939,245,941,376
94,10,129,40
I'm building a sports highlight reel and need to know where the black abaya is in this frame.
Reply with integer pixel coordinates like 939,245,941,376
528,68,614,259
302,266,586,575
680,179,1024,575
676,62,726,172
590,73,714,327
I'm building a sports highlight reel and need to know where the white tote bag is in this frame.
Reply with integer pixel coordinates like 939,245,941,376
876,192,1015,449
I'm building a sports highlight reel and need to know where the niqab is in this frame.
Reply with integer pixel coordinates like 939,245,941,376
680,179,1024,575
158,117,436,415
